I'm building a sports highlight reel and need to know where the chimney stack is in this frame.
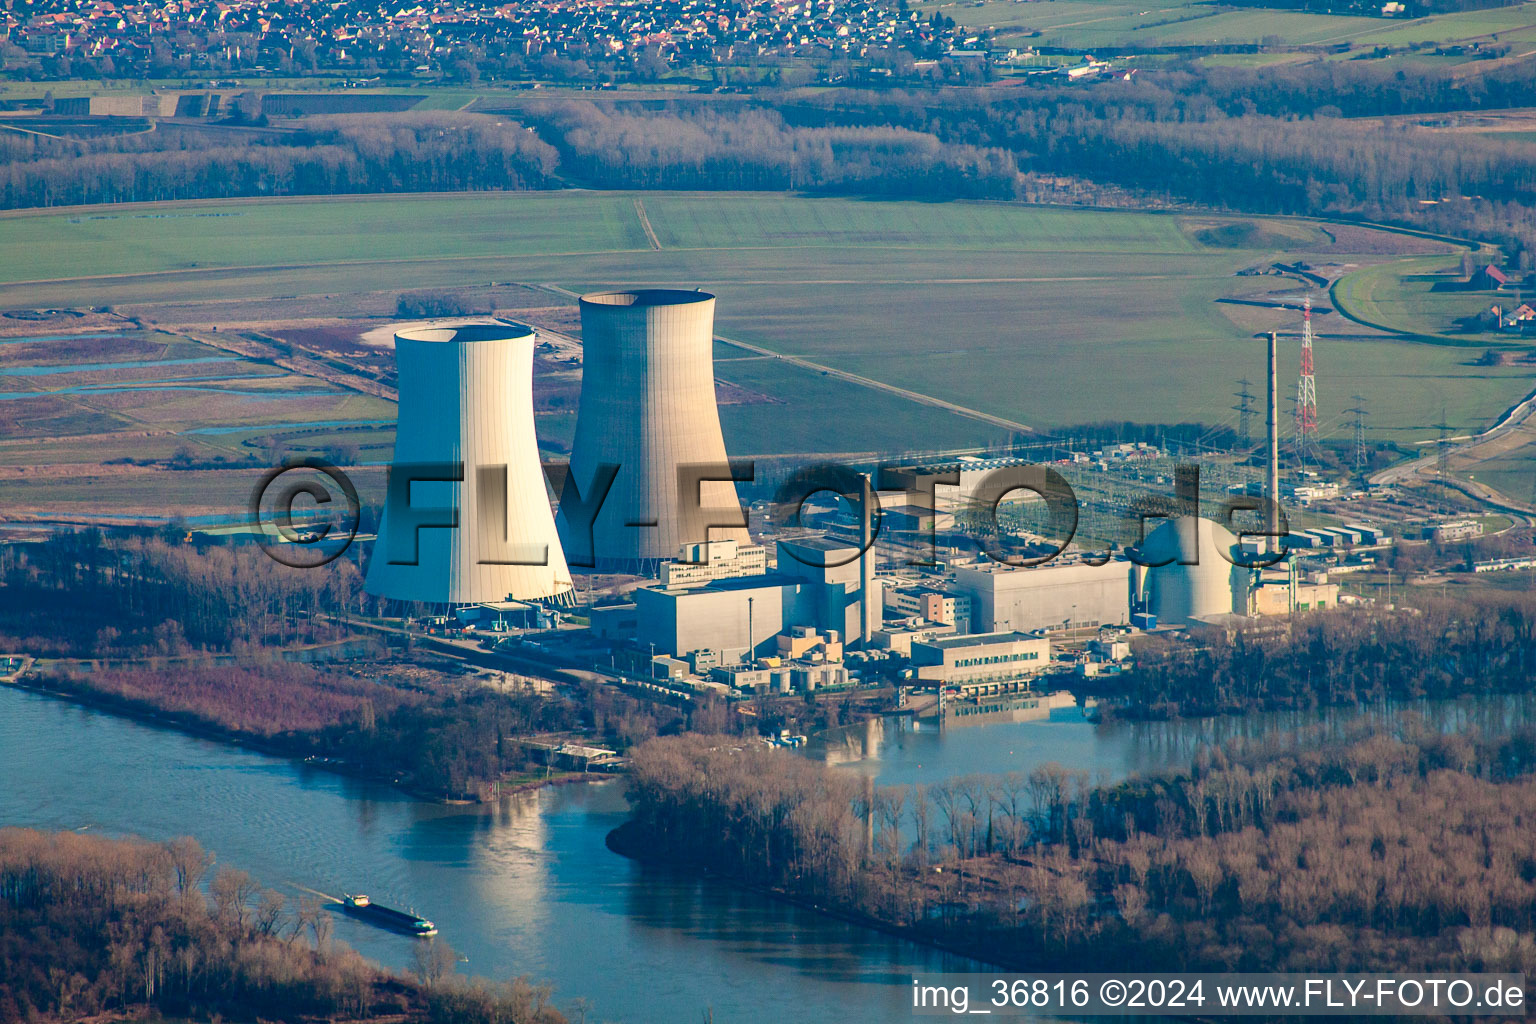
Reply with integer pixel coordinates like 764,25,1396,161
1267,331,1281,553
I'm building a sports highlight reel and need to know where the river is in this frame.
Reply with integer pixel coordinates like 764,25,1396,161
6,685,1535,1022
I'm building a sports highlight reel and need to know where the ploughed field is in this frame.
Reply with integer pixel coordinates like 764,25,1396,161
0,191,1520,520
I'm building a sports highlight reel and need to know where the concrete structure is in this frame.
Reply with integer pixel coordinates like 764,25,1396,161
1133,517,1248,626
883,582,971,631
1252,575,1340,615
872,620,956,656
366,323,571,605
634,547,875,663
776,625,843,662
951,559,1131,633
632,574,813,664
777,536,881,645
659,539,767,589
910,631,1052,695
589,602,639,640
558,289,748,572
711,660,849,694
1432,520,1484,543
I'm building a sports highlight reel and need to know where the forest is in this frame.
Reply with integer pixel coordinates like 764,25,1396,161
0,530,365,657
1109,592,1536,717
0,827,567,1022
620,716,1536,975
530,101,1023,198
779,70,1536,262
0,112,558,208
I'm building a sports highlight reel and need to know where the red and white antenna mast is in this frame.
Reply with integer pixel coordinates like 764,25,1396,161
1295,295,1318,461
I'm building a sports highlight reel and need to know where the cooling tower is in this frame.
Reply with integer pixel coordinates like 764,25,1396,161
558,289,749,572
366,323,572,604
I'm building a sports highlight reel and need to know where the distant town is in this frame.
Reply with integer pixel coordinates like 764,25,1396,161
2,0,985,84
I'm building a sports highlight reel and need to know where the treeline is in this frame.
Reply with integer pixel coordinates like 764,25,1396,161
787,79,1536,261
1112,594,1536,717
529,101,1024,199
0,112,557,209
1191,59,1536,119
0,532,363,657
622,718,1536,973
0,827,566,1022
397,288,495,318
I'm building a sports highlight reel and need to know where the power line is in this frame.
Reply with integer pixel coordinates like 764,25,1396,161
1347,394,1368,475
1234,378,1254,446
1434,408,1452,482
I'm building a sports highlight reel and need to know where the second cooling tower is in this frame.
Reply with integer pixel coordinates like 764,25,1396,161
559,289,749,571
366,323,571,604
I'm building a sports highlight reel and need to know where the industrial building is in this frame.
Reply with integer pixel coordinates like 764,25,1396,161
632,574,808,665
1431,520,1484,543
630,533,880,665
872,620,957,656
1251,570,1341,615
366,323,572,605
557,289,749,572
658,540,768,589
951,558,1131,633
882,581,971,631
910,631,1052,695
777,536,882,645
711,658,849,695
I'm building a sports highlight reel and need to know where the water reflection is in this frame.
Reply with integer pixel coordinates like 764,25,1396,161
0,688,984,1024
12,682,1533,1023
810,692,1536,790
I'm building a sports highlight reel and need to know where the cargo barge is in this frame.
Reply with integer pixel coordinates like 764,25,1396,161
342,893,437,937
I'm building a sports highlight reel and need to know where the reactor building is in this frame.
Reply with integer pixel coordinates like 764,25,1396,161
365,323,572,606
1132,517,1248,626
557,289,750,572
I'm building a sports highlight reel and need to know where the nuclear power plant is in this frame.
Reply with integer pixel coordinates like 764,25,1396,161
557,289,750,572
365,323,572,606
359,284,1370,707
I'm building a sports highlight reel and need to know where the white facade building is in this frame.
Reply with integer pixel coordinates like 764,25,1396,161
659,539,768,588
951,558,1131,633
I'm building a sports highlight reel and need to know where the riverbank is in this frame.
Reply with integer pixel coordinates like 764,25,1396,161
619,729,1536,982
604,817,1012,971
0,684,977,1024
1,673,602,805
0,824,570,1024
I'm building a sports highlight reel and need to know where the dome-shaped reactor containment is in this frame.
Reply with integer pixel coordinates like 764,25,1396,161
366,323,572,604
1136,516,1246,626
558,289,750,572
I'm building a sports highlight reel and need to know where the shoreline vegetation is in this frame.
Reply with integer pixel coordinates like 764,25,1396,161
0,826,568,1023
1097,592,1536,720
0,535,698,802
0,672,606,805
613,723,1536,979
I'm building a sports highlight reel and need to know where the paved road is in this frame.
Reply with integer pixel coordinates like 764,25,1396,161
1369,384,1536,518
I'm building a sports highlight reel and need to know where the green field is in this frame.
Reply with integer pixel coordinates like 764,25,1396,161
0,191,1527,518
1331,255,1490,339
932,0,1536,53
